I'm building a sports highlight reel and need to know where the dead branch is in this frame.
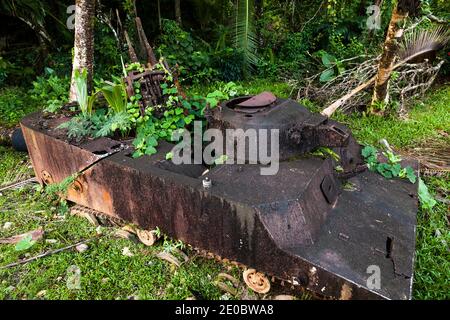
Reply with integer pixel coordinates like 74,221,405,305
115,9,139,63
0,239,93,269
96,4,120,48
300,1,324,33
321,75,377,117
427,14,449,24
0,177,38,192
296,24,448,117
318,57,444,117
135,18,158,67
124,31,139,63
396,60,444,116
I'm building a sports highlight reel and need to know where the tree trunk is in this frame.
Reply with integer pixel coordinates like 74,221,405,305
69,0,96,102
175,0,182,26
124,30,139,63
370,0,412,113
135,17,158,67
157,0,162,30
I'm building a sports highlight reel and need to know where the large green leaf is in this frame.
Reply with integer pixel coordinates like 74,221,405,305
15,235,36,251
74,68,89,116
321,53,337,68
418,178,437,210
100,81,127,114
320,69,335,82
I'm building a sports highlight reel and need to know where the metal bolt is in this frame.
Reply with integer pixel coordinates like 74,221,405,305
202,177,212,189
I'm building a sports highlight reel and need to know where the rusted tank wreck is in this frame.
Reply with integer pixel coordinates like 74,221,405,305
21,92,418,300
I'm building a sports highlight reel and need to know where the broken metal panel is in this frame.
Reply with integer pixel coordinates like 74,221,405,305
292,171,418,300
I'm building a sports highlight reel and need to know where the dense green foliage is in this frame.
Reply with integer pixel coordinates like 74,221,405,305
0,87,38,128
0,0,446,85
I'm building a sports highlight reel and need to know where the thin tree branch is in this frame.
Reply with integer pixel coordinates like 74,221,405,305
0,239,94,269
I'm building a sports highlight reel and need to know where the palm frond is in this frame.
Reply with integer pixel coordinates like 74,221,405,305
398,25,450,64
233,0,259,73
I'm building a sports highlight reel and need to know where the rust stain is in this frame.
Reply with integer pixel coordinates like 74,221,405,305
102,190,112,206
339,283,353,300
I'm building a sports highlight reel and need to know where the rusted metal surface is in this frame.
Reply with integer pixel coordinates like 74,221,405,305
124,70,166,116
207,96,362,170
236,91,277,108
21,94,419,300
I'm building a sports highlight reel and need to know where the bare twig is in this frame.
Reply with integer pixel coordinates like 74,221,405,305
115,9,139,63
427,14,449,24
0,177,38,192
96,3,120,48
0,239,93,269
321,75,377,117
300,1,324,33
319,58,443,117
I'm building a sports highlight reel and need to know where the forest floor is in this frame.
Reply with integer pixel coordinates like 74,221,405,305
0,81,448,300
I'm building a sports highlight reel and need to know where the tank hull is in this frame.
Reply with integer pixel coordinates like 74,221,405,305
21,112,418,300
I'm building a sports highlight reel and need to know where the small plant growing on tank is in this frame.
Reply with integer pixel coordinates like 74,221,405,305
56,69,99,140
361,145,416,183
95,80,132,138
73,68,97,117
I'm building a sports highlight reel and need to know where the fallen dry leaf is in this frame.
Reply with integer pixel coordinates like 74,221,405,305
75,244,89,253
2,222,13,230
122,225,137,235
114,229,135,241
122,246,134,257
156,251,181,267
36,290,47,298
0,228,44,244
273,295,296,300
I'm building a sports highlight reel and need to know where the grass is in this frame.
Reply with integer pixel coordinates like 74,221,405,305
0,147,239,300
332,86,450,149
0,82,449,300
414,176,450,300
0,87,39,128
